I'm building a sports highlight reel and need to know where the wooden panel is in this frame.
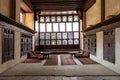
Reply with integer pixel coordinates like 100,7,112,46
2,29,14,63
28,0,86,11
39,45,79,50
9,30,14,59
103,29,115,63
2,29,9,63
84,34,96,56
21,34,32,56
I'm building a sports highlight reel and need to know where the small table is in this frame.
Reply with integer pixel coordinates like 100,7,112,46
40,52,51,59
68,51,78,57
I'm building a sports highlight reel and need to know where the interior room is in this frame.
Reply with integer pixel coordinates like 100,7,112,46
0,0,120,80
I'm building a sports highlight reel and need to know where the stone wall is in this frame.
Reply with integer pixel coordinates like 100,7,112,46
105,0,120,20
86,0,101,28
0,0,34,30
24,13,34,30
0,0,12,18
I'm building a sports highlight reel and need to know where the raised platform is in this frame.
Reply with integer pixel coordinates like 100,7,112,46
40,49,80,54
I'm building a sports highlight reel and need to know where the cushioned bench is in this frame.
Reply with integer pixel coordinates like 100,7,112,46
75,50,90,58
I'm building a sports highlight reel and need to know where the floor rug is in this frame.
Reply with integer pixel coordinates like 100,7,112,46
44,55,58,65
22,58,42,63
61,55,76,65
78,58,98,64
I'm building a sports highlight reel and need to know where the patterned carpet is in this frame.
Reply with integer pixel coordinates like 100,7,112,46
22,58,42,63
44,55,58,65
78,58,98,64
61,55,76,65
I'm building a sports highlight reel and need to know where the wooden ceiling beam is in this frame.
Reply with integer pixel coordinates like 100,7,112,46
84,0,96,11
23,0,33,12
33,4,83,7
29,0,83,3
34,6,82,11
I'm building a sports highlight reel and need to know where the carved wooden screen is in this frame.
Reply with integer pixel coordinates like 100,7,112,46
84,34,96,56
21,34,32,56
35,14,80,50
9,30,14,59
2,29,14,63
103,29,115,63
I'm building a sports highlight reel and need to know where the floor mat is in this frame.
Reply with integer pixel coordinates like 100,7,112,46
78,58,98,64
61,55,76,65
22,58,42,63
44,55,58,65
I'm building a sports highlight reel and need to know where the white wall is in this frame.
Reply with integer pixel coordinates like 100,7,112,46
80,20,83,50
32,36,35,51
0,28,2,64
90,29,120,74
115,28,120,73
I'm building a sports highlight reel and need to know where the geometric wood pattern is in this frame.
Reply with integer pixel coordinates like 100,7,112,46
84,34,96,56
21,34,32,56
36,15,80,50
2,29,14,63
103,29,115,63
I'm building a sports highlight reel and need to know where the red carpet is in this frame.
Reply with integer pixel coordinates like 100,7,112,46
22,58,42,63
61,55,76,65
44,55,58,65
78,58,98,64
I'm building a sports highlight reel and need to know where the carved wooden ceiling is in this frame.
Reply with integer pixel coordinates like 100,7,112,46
22,0,96,12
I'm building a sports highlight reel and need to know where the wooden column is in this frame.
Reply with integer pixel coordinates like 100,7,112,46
10,0,16,20
101,0,105,21
82,12,86,31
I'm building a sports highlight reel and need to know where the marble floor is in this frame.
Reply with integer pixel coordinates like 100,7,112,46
0,76,120,80
0,54,120,80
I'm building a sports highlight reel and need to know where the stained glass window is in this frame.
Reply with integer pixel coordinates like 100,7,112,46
46,33,50,39
35,21,39,32
40,17,44,22
53,23,58,32
51,33,56,39
57,33,61,39
62,16,67,22
60,23,65,32
46,16,50,22
68,16,73,21
68,40,73,45
74,32,79,38
73,22,79,31
51,40,56,45
46,23,52,32
66,23,72,31
63,40,67,45
63,33,67,39
38,15,79,48
57,40,62,45
40,33,44,39
57,16,61,22
74,39,79,45
74,16,78,21
40,23,45,32
68,32,73,39
40,40,44,45
46,40,50,45
51,16,56,22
